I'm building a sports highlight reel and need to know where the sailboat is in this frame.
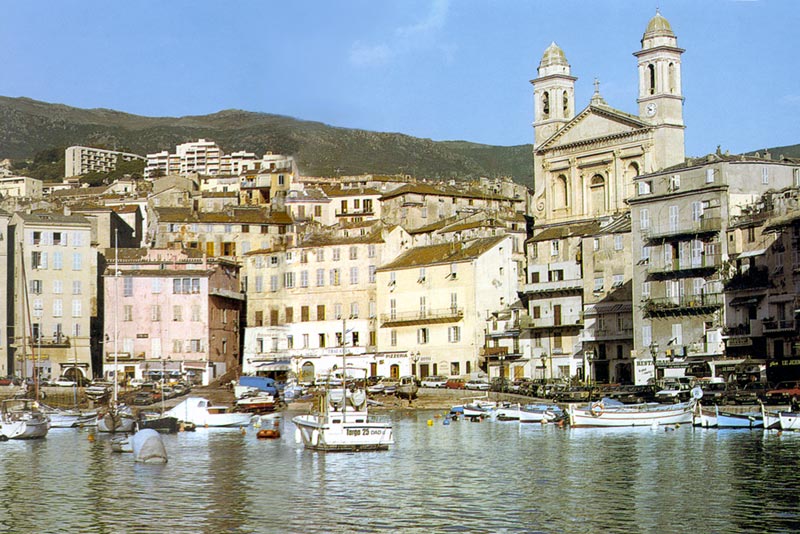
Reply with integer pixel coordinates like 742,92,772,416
97,231,136,434
137,358,179,433
1,243,50,440
293,319,393,451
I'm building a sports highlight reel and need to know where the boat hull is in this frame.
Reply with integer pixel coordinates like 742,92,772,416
519,406,561,424
97,412,137,433
715,407,763,429
779,412,800,431
293,414,393,452
569,402,695,427
1,417,49,439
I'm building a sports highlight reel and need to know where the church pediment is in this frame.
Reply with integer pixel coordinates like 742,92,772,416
536,104,650,153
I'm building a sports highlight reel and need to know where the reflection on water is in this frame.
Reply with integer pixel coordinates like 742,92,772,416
1,412,800,533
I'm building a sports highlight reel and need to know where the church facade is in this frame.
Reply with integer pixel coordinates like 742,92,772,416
522,12,687,384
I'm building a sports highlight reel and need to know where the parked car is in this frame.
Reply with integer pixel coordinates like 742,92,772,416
732,382,771,404
0,376,22,386
765,381,800,404
465,380,490,391
655,377,693,403
445,378,466,389
420,375,448,388
133,391,157,406
693,379,730,405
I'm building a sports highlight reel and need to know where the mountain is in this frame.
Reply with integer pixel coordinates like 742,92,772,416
0,96,534,185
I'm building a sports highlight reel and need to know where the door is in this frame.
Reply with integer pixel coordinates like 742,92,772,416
553,305,562,326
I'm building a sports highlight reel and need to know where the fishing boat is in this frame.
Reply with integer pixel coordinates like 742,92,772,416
293,385,393,451
778,411,800,431
137,411,180,434
396,376,419,400
519,404,563,424
692,403,718,428
39,403,97,428
714,406,763,429
236,392,278,414
759,402,781,430
567,388,701,428
97,404,137,433
0,399,50,440
166,397,253,427
495,403,522,421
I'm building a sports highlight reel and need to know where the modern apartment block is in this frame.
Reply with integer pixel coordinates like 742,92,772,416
9,212,96,380
144,139,275,179
65,146,145,178
102,248,242,386
0,176,43,199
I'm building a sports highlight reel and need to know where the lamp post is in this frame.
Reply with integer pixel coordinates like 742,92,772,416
498,354,506,380
411,351,420,379
650,342,659,384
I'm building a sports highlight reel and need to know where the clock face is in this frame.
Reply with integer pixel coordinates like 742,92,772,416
646,103,657,117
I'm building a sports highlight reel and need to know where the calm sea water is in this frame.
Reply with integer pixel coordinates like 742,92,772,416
1,410,799,534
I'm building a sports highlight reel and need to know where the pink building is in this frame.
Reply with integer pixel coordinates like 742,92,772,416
102,248,242,386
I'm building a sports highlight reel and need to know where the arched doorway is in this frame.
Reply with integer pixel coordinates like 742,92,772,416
390,364,400,379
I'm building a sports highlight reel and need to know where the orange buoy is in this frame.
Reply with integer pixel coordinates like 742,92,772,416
87,433,95,442
257,429,280,439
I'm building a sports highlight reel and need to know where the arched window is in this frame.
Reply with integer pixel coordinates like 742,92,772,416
668,62,676,93
590,174,606,215
301,362,315,384
542,91,550,117
625,162,640,198
562,91,569,117
648,64,656,95
554,174,568,208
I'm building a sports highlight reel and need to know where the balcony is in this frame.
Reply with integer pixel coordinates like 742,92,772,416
29,335,71,349
723,266,769,290
762,319,796,334
336,209,375,218
646,255,722,279
643,293,724,317
521,314,583,330
722,320,763,339
585,327,634,341
381,307,463,327
523,279,583,295
643,217,722,242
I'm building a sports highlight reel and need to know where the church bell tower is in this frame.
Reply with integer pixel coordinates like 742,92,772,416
531,42,577,150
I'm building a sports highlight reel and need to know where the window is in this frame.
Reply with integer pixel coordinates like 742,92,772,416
30,279,42,294
448,326,461,343
32,299,42,318
671,323,683,347
52,251,62,270
53,299,62,317
369,265,376,283
691,201,703,222
638,181,652,196
418,268,426,283
316,269,325,287
300,270,309,288
255,276,264,293
670,175,680,191
317,305,325,321
450,293,458,313
532,306,541,319
284,272,296,289
151,305,161,321
762,167,769,185
368,244,376,258
419,296,427,318
124,277,133,297
191,305,201,322
612,274,624,288
642,281,651,298
391,330,397,347
349,246,358,260
190,339,202,353
333,248,340,261
594,277,604,292
301,306,309,322
270,275,279,292
72,253,82,271
302,334,309,348
669,206,679,231
72,280,81,295
270,256,279,267
642,324,652,348
350,267,358,285
614,235,623,250
172,278,200,294
334,303,342,320
593,238,600,251
706,168,715,183
318,333,326,348
173,339,183,353
551,240,559,257
173,306,183,322
350,302,359,318
369,300,376,319
330,269,340,286
123,305,133,322
417,328,430,344
285,307,294,323
32,251,46,269
71,300,82,318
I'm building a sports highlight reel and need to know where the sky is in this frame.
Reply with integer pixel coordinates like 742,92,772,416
0,0,798,158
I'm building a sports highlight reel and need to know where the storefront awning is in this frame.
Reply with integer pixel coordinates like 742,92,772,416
729,296,762,307
255,360,291,371
737,249,767,259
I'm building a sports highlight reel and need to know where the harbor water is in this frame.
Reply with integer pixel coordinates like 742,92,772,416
2,410,800,533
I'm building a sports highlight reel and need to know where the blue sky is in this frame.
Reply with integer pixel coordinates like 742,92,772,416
0,0,797,157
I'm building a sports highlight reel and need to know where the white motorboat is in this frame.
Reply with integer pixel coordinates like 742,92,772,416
759,402,781,430
495,403,522,421
166,397,253,427
451,398,496,419
293,387,393,451
778,411,800,431
0,399,50,440
39,404,97,428
519,404,563,424
568,389,701,428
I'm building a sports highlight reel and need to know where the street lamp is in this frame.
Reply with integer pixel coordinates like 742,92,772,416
411,351,420,378
498,354,506,380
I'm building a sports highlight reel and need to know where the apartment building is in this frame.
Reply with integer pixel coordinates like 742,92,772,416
102,248,242,386
376,235,518,379
65,146,145,178
241,225,410,381
0,176,43,199
0,211,9,376
629,156,800,384
9,212,96,380
239,154,296,206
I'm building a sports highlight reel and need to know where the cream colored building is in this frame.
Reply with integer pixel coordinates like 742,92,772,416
376,236,518,379
0,176,43,199
0,211,10,376
9,212,96,379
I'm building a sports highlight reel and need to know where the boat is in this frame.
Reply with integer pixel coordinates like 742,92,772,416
137,412,180,434
779,411,800,431
759,402,781,430
293,386,393,451
456,398,496,419
0,399,50,440
236,392,278,414
396,376,419,399
131,429,168,464
519,404,563,424
495,403,522,421
692,403,718,428
567,389,701,428
97,404,137,433
39,404,97,428
714,406,763,429
166,397,254,427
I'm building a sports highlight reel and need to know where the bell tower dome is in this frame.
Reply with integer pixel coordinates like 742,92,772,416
634,10,685,168
531,42,577,149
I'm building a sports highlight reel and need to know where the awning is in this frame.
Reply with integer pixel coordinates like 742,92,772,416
737,249,767,259
729,296,762,307
255,360,291,371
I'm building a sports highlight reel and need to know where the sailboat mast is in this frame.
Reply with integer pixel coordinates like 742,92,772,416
342,317,346,422
113,230,119,405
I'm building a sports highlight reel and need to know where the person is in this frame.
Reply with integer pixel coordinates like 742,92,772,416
791,395,800,413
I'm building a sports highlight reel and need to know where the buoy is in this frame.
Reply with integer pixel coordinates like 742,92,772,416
427,419,433,426
434,414,441,419
88,433,95,442
257,428,280,439
443,418,451,426
240,427,247,435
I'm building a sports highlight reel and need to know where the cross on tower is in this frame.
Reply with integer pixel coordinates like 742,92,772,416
593,77,600,94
